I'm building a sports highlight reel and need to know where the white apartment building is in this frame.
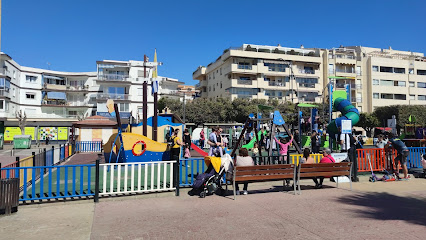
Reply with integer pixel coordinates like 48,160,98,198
0,52,182,137
193,44,426,113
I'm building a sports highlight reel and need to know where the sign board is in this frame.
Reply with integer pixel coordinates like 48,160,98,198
341,120,352,134
387,115,397,134
24,127,36,140
331,152,348,163
4,127,22,141
58,127,68,140
39,127,58,140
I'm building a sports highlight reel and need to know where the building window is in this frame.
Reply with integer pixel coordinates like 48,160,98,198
26,75,37,82
264,63,286,72
119,103,129,112
418,82,426,88
394,81,406,87
356,66,361,76
419,95,426,101
372,79,379,85
68,111,78,116
380,80,393,86
0,100,4,110
328,64,334,74
409,68,414,74
380,66,393,73
238,62,252,70
296,78,318,88
394,68,405,74
380,93,393,99
410,94,415,100
26,93,35,99
394,94,406,100
372,66,379,72
417,69,426,75
409,81,415,87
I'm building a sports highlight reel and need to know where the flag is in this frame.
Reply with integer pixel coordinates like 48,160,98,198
152,49,158,78
152,80,159,95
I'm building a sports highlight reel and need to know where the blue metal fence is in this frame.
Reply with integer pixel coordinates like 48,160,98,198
179,158,207,187
60,145,65,161
46,149,54,166
76,141,103,152
407,147,426,169
1,164,96,201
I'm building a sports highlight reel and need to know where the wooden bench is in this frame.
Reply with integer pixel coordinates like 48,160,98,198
232,164,296,200
297,162,352,195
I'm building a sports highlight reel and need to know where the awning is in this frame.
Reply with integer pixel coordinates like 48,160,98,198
263,59,291,65
44,75,64,80
47,92,67,100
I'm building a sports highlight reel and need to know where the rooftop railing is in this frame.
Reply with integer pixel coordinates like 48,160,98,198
96,93,130,100
97,74,129,81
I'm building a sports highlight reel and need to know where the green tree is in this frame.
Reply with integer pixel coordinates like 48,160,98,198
358,112,380,137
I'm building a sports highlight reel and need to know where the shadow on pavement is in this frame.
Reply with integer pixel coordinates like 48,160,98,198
338,192,426,226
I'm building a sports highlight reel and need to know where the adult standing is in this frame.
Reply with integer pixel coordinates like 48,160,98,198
336,128,351,153
311,131,320,154
347,132,358,182
199,129,205,149
183,129,191,149
207,127,223,157
386,133,410,179
170,128,184,164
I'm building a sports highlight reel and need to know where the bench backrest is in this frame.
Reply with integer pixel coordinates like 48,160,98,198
235,164,296,182
298,162,352,178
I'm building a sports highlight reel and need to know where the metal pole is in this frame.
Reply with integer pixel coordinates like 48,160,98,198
153,91,158,141
183,95,186,123
143,81,148,136
94,154,101,203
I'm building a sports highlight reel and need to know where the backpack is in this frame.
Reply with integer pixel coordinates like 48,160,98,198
167,135,175,147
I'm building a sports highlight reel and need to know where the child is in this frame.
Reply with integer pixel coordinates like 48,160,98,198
275,135,293,164
184,144,191,159
252,143,259,157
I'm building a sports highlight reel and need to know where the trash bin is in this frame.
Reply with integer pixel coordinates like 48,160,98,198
0,178,19,215
13,135,32,149
0,133,3,150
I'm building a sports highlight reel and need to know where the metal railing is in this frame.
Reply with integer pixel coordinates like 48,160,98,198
97,74,129,81
76,141,103,152
100,161,175,196
0,90,10,98
237,80,252,85
268,82,286,87
298,69,315,74
96,93,130,100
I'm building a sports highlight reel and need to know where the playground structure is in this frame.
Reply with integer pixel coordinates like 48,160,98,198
231,110,302,159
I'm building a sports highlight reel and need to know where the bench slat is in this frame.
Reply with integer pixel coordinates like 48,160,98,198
300,163,350,167
235,164,295,171
236,174,294,182
299,166,351,172
235,169,295,176
299,171,350,178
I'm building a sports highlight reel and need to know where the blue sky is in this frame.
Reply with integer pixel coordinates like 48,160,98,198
2,0,426,85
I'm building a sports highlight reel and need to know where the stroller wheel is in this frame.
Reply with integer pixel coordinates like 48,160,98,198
200,191,206,198
369,177,375,182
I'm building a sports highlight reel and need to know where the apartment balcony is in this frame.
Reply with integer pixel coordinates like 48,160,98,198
26,114,80,119
0,90,10,98
96,74,131,83
298,69,315,74
237,79,253,85
43,83,67,91
66,85,89,92
268,81,286,87
231,64,258,74
41,100,92,107
96,93,130,101
0,68,9,76
193,66,206,80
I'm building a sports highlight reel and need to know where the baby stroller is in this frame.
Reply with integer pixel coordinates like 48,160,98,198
189,154,233,198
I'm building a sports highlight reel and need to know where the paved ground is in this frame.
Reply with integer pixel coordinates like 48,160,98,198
0,144,63,166
1,154,426,240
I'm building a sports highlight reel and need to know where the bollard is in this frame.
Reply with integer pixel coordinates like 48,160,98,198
174,160,180,196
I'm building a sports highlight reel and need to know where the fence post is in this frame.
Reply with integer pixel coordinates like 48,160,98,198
32,152,36,166
94,154,101,203
15,157,20,179
174,160,180,197
43,148,47,172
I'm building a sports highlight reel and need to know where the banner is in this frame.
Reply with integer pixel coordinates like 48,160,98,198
4,127,22,141
58,127,68,140
25,127,36,140
39,127,58,140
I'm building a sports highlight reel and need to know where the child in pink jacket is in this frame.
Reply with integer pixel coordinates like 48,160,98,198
275,134,293,163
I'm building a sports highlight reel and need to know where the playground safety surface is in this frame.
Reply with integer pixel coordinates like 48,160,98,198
1,154,426,240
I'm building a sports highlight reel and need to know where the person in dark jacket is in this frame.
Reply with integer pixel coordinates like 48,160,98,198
183,129,192,150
